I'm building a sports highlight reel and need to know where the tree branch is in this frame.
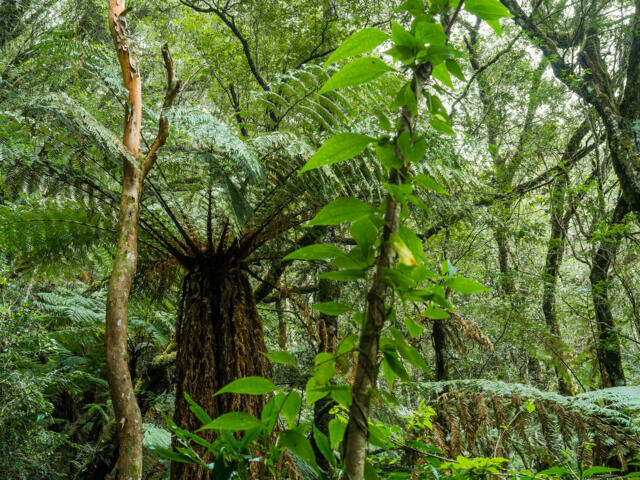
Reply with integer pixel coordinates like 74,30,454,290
143,43,182,177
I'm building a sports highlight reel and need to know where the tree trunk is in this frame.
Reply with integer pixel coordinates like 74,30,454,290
105,3,180,476
541,172,572,396
541,121,589,396
605,125,640,215
171,260,269,480
275,296,287,349
501,0,640,216
105,2,145,477
494,226,515,294
432,319,449,381
590,195,628,388
105,168,145,480
343,59,434,479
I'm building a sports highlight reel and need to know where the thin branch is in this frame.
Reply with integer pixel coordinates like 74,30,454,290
143,43,182,177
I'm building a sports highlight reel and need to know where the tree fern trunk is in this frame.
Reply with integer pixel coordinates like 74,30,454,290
171,260,269,480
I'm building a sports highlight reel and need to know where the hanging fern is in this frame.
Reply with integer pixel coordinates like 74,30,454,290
416,379,640,470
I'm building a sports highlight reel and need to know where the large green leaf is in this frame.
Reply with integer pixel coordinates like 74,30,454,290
184,393,213,425
398,344,429,372
329,418,347,448
308,197,375,225
306,377,327,405
445,277,489,294
318,57,393,95
432,62,453,88
299,132,374,174
430,114,455,135
422,305,450,319
313,352,337,385
350,216,378,257
404,317,425,338
261,394,285,433
153,447,195,464
314,426,337,467
312,301,351,316
283,243,345,261
465,0,513,21
263,351,298,368
325,28,389,66
582,466,621,478
281,392,302,427
279,430,319,472
198,412,261,431
415,21,446,45
391,21,422,49
382,348,410,381
214,377,277,396
331,385,353,407
317,269,366,281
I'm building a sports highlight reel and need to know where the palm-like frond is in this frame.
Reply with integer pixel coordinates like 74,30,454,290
0,198,115,276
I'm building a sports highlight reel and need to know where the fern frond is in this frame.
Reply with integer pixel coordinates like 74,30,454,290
21,92,133,165
418,379,640,469
166,106,265,183
0,198,115,276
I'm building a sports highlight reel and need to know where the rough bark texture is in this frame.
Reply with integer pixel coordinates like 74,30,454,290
541,170,573,396
494,227,515,294
590,195,628,388
275,295,287,349
171,260,269,480
432,319,449,381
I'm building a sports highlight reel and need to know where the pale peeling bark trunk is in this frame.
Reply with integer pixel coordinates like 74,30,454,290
106,2,144,476
105,2,181,477
106,169,145,480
